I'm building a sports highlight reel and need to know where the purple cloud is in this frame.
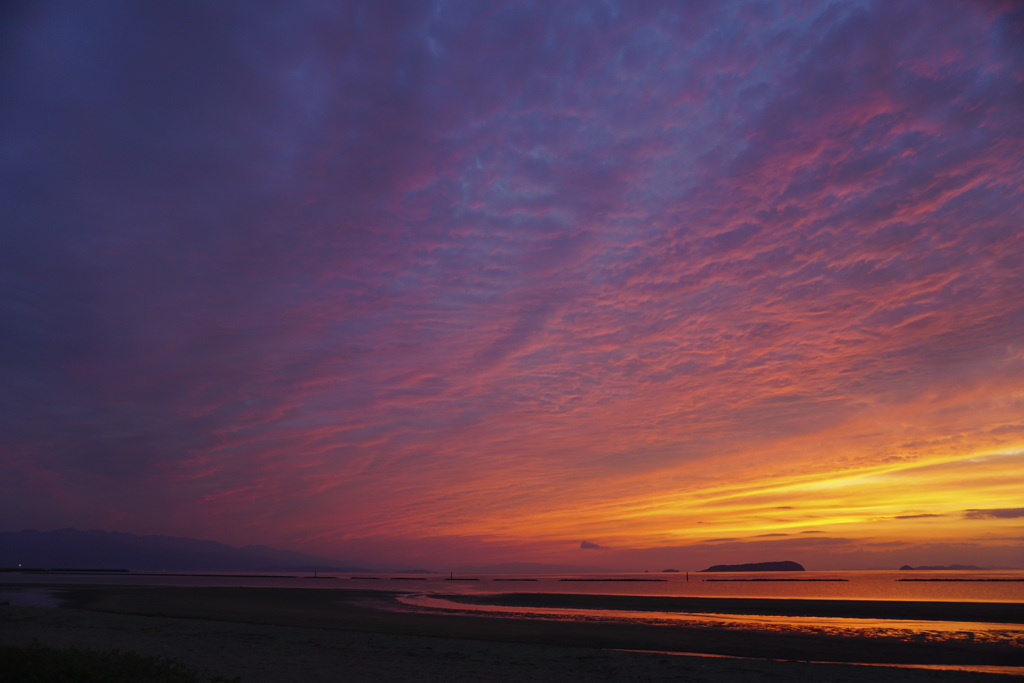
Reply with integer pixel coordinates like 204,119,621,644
964,508,1024,520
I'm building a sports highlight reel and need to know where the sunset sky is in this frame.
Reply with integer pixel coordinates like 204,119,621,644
2,1,1022,571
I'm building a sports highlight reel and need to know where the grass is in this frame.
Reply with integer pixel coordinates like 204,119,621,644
0,641,240,682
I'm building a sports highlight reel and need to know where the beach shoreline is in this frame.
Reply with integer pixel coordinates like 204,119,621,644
2,584,1022,681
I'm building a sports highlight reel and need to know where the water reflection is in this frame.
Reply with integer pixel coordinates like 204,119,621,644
395,593,1024,649
612,649,1024,678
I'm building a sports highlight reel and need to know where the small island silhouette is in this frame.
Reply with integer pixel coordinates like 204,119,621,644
699,561,804,572
899,564,984,571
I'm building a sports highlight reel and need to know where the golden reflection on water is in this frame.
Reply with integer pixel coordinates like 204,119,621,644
396,594,1024,649
610,650,1024,678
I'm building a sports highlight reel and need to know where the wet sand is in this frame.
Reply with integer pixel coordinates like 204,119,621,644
2,585,1021,682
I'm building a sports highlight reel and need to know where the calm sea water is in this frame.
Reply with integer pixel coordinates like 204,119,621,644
4,569,1023,602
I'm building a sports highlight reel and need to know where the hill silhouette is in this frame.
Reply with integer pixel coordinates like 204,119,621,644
0,529,370,572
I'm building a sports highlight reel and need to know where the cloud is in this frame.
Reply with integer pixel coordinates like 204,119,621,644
894,514,944,519
580,540,606,550
963,508,1024,520
0,1,1021,567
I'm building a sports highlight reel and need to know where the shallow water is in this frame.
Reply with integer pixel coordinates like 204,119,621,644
4,569,1024,602
393,592,1024,677
397,592,1024,643
614,650,1024,678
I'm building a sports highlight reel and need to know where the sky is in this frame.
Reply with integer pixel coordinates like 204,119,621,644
2,0,1023,572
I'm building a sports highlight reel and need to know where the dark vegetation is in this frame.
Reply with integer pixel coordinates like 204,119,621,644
0,642,238,682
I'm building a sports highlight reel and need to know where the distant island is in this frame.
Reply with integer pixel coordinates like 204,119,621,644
699,561,804,572
661,568,680,573
899,564,984,571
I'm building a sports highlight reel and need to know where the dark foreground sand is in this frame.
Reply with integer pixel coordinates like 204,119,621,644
1,585,1022,682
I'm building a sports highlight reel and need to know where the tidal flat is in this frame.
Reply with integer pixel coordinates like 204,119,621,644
1,585,1021,682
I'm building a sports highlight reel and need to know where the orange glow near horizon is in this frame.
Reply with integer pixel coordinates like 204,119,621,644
279,439,1023,569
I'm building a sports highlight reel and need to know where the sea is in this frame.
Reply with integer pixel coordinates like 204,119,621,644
3,568,1023,602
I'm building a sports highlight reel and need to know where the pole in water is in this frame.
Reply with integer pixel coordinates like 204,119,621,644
686,571,689,582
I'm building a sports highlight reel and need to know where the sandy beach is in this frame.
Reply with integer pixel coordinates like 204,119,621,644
1,585,1021,682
